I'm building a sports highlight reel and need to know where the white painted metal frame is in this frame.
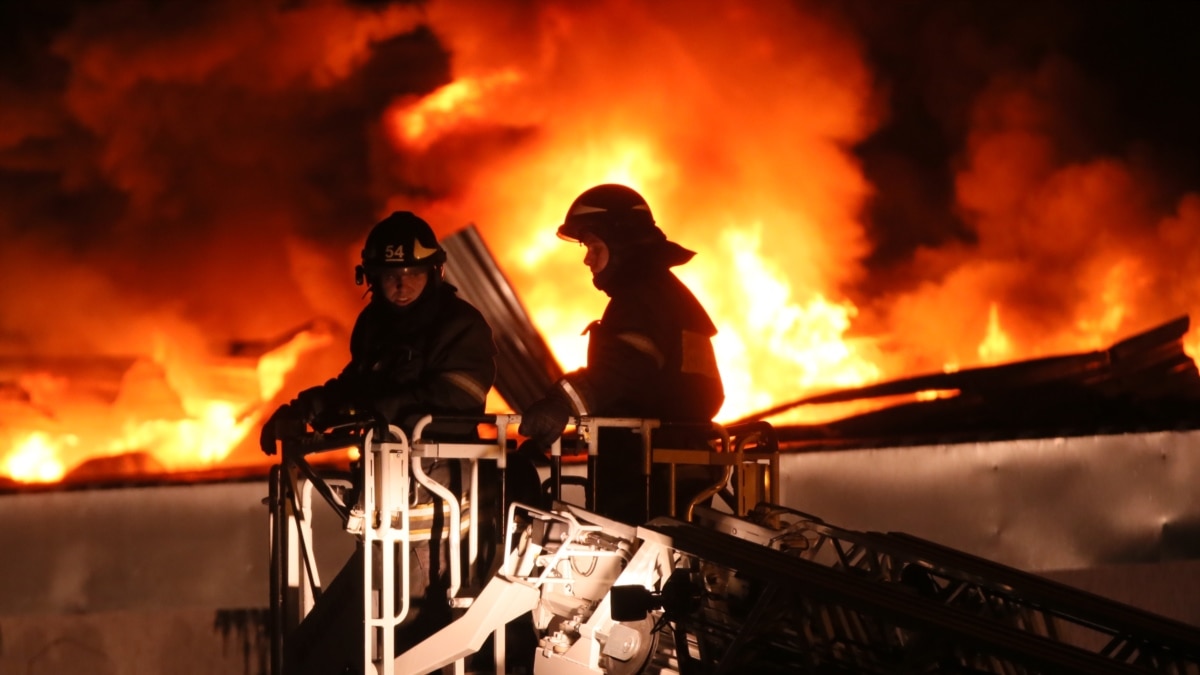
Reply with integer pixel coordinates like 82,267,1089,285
273,413,776,674
360,415,524,675
359,424,412,675
273,463,354,639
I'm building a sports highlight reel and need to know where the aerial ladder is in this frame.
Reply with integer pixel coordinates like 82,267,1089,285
266,413,1200,674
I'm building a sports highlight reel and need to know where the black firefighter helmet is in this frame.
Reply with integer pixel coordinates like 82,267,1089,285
355,211,446,286
558,184,694,269
557,184,661,249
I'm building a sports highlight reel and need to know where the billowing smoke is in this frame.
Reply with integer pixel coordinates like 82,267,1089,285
2,0,1199,476
845,1,1200,372
1,1,441,356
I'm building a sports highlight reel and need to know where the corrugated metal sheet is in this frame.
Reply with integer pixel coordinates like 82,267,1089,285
442,224,563,412
777,430,1200,573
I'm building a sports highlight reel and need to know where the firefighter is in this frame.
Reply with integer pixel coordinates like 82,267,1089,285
259,211,497,673
518,184,725,522
259,210,496,444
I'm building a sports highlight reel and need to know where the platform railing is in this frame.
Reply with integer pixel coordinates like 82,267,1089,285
268,413,779,674
269,414,520,675
569,416,780,521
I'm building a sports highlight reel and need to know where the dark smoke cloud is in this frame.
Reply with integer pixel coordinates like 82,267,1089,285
822,0,1200,367
0,0,446,357
844,0,1200,283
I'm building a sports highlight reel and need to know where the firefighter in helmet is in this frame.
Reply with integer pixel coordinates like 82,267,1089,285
518,184,725,522
259,210,496,443
259,211,497,672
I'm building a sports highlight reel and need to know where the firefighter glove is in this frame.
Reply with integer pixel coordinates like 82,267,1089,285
518,394,573,448
259,403,299,456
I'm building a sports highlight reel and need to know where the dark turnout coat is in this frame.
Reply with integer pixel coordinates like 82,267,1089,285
546,248,725,523
282,282,497,674
561,266,724,422
316,281,496,436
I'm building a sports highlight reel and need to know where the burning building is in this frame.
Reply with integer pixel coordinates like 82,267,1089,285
2,0,1200,672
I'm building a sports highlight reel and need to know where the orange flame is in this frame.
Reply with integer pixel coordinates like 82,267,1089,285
6,2,1200,484
978,303,1012,364
5,433,69,483
378,2,1200,428
384,3,885,424
392,71,523,149
0,328,331,484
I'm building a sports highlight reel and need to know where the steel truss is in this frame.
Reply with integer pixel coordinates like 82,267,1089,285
678,504,1200,674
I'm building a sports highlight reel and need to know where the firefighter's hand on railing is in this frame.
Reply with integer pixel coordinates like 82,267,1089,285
260,402,381,457
517,393,572,448
259,385,328,455
259,403,306,456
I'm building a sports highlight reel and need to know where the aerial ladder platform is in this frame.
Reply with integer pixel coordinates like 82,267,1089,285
266,413,1200,674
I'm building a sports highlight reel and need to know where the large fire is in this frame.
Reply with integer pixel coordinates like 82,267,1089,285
2,324,334,483
2,1,1199,484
